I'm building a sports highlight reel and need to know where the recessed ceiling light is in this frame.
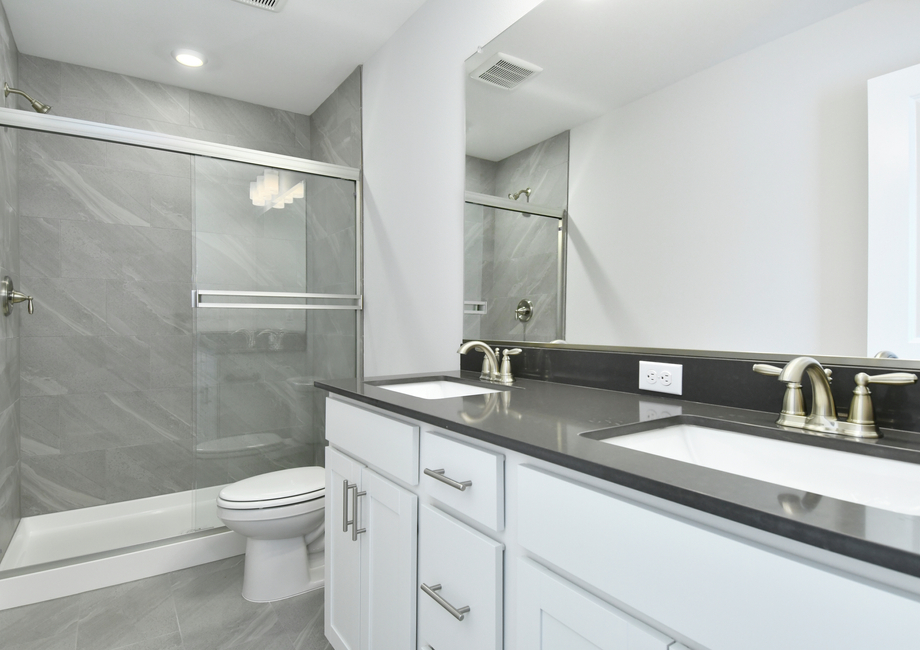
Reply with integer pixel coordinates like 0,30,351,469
172,49,207,67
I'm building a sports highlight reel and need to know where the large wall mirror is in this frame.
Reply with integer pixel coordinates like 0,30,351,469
464,0,920,362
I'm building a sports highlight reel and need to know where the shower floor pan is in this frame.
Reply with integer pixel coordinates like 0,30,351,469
0,486,246,610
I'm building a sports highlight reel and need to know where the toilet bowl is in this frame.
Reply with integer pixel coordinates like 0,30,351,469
216,467,326,602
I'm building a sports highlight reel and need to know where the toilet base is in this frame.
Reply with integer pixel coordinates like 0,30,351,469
241,536,323,602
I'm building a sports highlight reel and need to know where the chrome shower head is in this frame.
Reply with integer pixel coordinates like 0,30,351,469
4,82,51,113
508,187,532,203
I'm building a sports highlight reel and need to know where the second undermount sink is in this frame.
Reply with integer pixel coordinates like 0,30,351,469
586,422,920,516
375,379,502,400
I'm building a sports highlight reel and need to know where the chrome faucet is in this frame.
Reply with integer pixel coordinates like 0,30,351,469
777,357,838,434
457,341,500,383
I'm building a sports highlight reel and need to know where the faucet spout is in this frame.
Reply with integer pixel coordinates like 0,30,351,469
458,340,500,382
778,357,837,432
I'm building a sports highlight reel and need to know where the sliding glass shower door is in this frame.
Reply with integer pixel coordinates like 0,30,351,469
192,157,358,531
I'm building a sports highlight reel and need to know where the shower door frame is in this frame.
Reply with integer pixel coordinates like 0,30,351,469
0,106,365,377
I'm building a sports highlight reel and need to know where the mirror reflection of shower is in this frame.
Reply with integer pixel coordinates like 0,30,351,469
4,82,51,113
464,130,569,343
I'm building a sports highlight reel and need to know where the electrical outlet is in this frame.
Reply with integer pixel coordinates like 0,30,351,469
639,361,683,395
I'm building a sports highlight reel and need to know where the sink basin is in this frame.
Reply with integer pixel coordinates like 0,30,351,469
593,423,920,516
375,380,502,400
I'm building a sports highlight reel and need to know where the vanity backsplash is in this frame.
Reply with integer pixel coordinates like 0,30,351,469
459,345,920,433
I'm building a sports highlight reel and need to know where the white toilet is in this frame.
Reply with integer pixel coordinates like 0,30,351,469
216,467,326,602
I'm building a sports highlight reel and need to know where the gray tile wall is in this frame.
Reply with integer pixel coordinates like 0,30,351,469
18,131,195,516
194,158,316,489
14,57,360,516
465,131,568,342
192,68,361,487
0,0,18,559
306,68,361,453
17,55,311,159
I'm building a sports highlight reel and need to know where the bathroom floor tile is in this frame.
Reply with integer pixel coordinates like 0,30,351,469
2,556,333,650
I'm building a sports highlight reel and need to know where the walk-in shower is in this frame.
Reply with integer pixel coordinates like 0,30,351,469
0,109,362,608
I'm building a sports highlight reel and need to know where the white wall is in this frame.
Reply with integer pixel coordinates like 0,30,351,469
362,0,542,376
567,0,920,357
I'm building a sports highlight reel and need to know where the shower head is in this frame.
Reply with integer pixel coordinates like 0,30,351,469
509,187,532,203
4,82,51,113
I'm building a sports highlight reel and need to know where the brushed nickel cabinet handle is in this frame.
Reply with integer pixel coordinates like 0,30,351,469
423,468,472,492
351,484,366,542
342,480,351,533
420,583,470,621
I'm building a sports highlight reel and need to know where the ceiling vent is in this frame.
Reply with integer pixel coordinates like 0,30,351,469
231,0,288,12
470,53,542,90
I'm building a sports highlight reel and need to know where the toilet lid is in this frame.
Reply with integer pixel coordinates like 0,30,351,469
217,467,325,509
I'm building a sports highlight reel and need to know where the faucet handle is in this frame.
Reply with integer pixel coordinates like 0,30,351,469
856,372,917,386
498,348,522,385
754,364,832,380
841,372,918,439
752,364,782,376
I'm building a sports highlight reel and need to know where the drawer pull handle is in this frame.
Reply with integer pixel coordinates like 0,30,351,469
421,583,470,621
424,468,472,491
343,481,366,541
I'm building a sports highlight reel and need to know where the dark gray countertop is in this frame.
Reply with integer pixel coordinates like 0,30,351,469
316,371,920,579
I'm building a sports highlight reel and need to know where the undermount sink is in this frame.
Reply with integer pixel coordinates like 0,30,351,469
375,379,502,400
588,422,920,516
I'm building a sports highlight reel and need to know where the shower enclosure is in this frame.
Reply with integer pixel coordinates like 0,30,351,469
0,109,361,605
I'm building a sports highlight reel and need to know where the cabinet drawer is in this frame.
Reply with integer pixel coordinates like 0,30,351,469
420,430,504,531
326,398,419,485
517,557,673,650
517,465,920,650
418,504,503,650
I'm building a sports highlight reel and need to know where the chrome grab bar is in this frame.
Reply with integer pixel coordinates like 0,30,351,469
423,468,472,492
420,583,470,621
193,289,362,310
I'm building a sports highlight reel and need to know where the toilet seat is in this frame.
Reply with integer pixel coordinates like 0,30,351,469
217,467,325,510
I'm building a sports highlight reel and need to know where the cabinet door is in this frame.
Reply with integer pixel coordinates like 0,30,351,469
516,558,673,650
417,504,504,650
360,467,418,650
325,447,364,650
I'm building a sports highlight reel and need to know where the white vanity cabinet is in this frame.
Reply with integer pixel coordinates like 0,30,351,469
325,413,419,650
324,395,920,650
516,557,673,650
417,504,504,650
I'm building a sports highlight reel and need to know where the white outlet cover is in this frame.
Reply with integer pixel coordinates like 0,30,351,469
639,361,683,395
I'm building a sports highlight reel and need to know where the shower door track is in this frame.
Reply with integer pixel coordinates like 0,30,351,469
0,106,366,376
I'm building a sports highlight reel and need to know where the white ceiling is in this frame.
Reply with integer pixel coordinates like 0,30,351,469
465,0,870,161
1,0,430,115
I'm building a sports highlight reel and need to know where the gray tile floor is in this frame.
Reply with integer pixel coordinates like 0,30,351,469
0,555,333,650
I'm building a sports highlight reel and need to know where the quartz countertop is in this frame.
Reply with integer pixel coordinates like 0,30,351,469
316,370,920,579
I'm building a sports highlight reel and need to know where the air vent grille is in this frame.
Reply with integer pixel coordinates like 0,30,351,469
231,0,288,12
471,53,542,90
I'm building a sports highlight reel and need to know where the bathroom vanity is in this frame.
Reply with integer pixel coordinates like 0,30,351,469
318,372,920,650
